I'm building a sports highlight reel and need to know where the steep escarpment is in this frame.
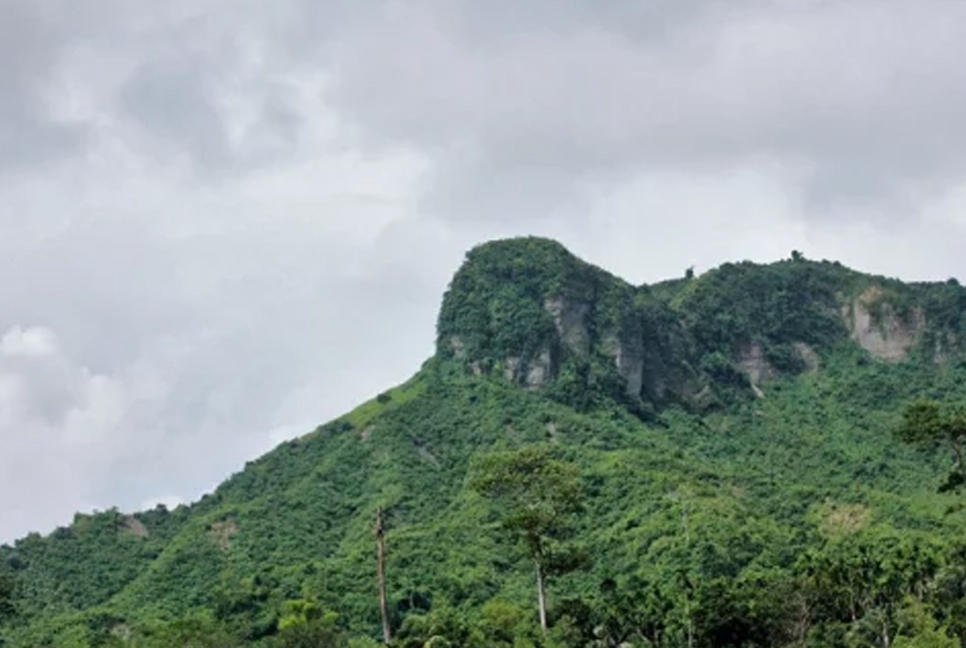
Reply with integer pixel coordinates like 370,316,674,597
436,238,700,411
843,281,966,363
438,238,966,409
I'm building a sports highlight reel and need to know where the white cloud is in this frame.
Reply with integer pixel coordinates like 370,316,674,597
0,327,125,537
2,0,966,543
0,326,57,358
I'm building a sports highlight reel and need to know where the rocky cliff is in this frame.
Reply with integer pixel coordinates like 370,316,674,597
436,237,966,410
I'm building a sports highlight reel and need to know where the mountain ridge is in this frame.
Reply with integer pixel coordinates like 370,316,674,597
437,236,966,410
3,236,966,648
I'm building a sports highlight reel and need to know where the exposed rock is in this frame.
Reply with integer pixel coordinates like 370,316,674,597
793,342,820,372
546,421,559,444
613,336,645,398
504,356,521,382
844,286,925,361
525,348,554,388
503,348,556,388
933,331,959,364
737,341,776,387
120,515,149,538
545,297,591,356
449,336,466,359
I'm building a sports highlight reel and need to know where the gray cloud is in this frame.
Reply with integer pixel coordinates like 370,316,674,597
0,1,91,170
120,61,232,167
2,0,966,542
323,0,966,220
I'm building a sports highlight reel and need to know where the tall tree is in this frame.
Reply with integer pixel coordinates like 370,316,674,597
896,399,966,495
469,445,583,631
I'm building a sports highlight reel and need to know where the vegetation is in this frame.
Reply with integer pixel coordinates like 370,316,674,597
896,400,966,496
469,445,585,631
4,237,966,647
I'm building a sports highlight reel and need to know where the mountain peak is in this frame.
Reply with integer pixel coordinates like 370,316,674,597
436,237,696,411
436,238,966,411
7,238,966,647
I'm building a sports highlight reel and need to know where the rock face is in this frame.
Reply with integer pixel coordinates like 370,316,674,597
844,286,927,362
793,342,820,372
737,341,776,388
504,348,555,389
609,334,645,398
435,237,693,405
526,349,554,387
436,237,966,410
545,297,592,356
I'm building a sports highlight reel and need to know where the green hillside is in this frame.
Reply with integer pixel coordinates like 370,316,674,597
3,237,966,648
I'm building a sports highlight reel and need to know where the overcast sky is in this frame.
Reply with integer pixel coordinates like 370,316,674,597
2,0,966,543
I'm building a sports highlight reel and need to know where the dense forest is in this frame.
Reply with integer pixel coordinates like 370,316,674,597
3,236,966,648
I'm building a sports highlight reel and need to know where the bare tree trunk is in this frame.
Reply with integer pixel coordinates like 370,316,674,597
376,507,392,645
535,561,548,632
794,595,811,646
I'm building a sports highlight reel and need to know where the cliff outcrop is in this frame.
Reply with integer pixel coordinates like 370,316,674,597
437,237,966,410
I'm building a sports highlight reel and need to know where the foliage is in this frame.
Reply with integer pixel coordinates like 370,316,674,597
6,238,966,647
469,445,582,554
436,237,581,366
469,446,586,630
0,571,16,623
897,399,966,494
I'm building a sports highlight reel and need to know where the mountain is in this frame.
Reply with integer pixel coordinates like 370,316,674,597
3,236,966,648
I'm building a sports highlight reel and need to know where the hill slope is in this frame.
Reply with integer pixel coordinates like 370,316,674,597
3,237,966,648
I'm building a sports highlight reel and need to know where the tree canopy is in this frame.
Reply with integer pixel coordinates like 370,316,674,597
6,240,966,648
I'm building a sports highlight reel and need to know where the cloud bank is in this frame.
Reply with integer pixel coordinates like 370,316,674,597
2,0,966,541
